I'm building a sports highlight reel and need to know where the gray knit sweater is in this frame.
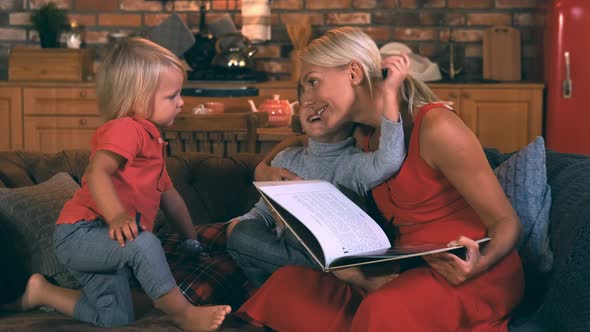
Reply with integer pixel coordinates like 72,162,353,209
236,116,405,225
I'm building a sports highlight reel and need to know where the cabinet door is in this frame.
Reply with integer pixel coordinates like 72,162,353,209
0,87,23,151
460,88,542,152
23,116,103,153
23,87,97,116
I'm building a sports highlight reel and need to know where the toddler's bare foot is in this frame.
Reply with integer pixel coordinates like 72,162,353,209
1,273,48,312
175,305,231,332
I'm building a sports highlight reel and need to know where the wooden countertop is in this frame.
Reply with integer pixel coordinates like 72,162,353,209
257,126,300,141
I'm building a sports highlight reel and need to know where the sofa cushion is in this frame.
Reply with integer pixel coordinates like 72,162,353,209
493,137,553,273
538,158,590,331
0,172,81,289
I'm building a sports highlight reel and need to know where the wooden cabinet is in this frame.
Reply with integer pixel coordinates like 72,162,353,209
0,82,543,153
430,84,543,152
22,87,102,153
0,87,23,151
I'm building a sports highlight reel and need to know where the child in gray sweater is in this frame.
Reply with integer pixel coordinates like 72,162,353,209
226,116,405,286
227,60,409,287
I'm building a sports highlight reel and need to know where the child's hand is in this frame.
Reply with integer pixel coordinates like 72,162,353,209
381,54,410,96
255,162,302,181
109,214,140,247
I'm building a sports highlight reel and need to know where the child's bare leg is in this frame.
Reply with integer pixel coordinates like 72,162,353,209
225,219,240,237
154,287,231,332
2,273,80,316
361,274,400,292
332,262,401,292
331,267,367,287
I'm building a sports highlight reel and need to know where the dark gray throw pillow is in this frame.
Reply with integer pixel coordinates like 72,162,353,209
0,172,81,289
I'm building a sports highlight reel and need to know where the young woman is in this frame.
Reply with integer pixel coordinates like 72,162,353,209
237,27,524,331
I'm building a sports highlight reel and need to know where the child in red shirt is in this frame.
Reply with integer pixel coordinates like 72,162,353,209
8,38,230,332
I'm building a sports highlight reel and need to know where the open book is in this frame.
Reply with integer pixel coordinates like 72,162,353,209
254,180,490,271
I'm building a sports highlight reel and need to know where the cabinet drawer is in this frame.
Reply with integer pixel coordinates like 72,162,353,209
23,87,97,116
23,116,103,153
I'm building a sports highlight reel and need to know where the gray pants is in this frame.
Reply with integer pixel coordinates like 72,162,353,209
226,218,316,287
53,220,177,328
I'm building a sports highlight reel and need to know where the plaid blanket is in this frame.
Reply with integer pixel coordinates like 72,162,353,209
159,222,254,308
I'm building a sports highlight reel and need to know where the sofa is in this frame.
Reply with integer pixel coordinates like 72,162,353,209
0,148,589,331
0,150,265,332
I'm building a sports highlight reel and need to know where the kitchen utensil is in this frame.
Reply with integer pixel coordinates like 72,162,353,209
211,33,257,69
192,101,224,114
248,94,297,127
183,3,216,70
483,26,521,81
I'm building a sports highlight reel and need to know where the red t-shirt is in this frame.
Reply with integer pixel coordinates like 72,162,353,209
56,116,173,232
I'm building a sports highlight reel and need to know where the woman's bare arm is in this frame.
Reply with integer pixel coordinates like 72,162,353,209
419,108,521,285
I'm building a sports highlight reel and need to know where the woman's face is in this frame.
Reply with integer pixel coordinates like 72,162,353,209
298,62,356,141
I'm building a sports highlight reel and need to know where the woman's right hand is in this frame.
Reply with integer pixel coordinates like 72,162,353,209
254,162,302,181
109,213,140,247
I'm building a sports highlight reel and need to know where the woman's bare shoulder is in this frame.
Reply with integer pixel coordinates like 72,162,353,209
420,106,466,139
419,106,480,165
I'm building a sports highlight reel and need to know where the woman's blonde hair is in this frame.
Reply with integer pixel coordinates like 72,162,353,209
95,37,186,120
299,27,441,118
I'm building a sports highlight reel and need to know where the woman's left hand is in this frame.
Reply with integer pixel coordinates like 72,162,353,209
422,236,483,286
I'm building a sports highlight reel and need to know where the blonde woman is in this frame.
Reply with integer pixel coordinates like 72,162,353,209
238,27,524,331
9,38,230,332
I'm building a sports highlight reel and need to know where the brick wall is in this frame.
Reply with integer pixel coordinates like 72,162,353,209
0,0,546,81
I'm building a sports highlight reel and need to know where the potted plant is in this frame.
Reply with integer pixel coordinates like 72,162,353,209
30,2,68,48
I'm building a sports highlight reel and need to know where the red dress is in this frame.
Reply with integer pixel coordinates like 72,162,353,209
237,103,524,332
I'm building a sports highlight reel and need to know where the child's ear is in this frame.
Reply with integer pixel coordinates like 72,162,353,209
349,61,364,86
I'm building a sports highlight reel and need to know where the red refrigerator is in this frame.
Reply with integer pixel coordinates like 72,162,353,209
545,0,590,155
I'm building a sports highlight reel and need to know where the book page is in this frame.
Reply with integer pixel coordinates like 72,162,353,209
258,193,328,269
255,181,391,266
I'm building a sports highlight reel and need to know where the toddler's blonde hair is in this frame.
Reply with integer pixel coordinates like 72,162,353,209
95,37,186,120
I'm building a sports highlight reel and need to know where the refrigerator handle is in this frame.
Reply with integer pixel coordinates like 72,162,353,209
563,51,572,99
